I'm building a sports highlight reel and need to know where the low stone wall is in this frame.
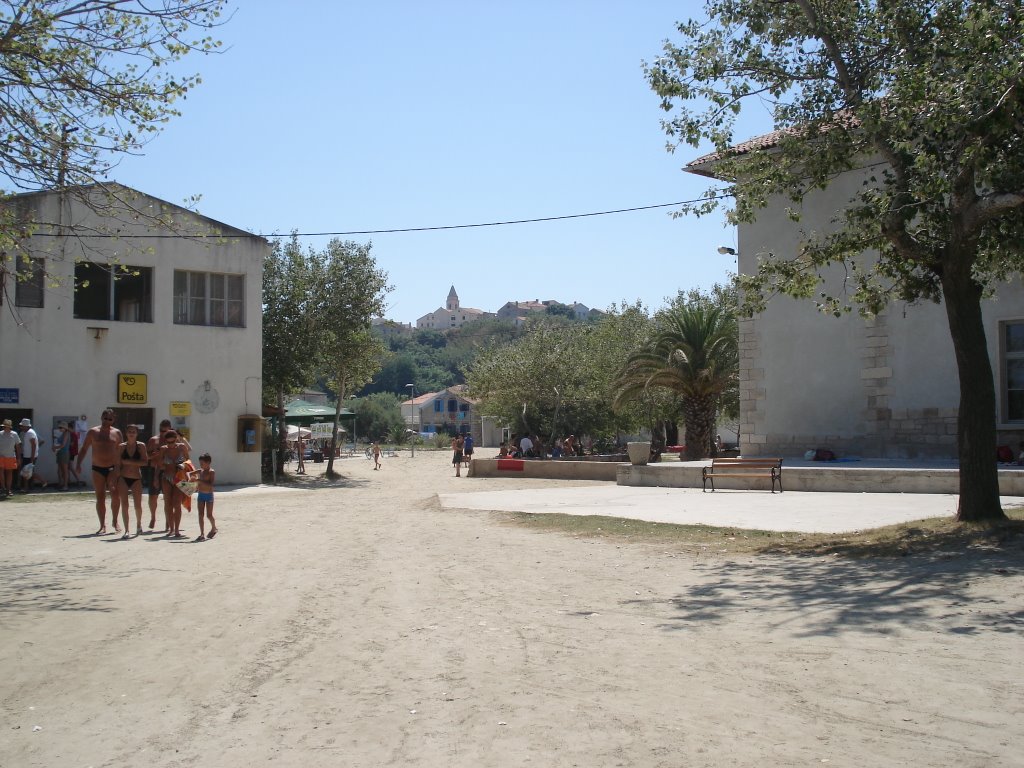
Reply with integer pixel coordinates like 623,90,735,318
617,463,1024,495
469,458,621,481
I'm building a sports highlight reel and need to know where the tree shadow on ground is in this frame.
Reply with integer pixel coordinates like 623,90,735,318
259,471,369,490
634,546,1023,639
0,560,116,615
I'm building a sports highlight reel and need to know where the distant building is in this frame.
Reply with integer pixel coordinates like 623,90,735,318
371,317,413,338
416,286,491,330
495,298,604,326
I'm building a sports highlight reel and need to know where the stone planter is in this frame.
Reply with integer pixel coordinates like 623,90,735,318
626,441,651,466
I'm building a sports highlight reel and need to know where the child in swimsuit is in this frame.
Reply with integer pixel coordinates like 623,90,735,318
191,452,217,541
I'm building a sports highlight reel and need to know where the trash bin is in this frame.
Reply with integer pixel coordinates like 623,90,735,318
312,451,324,463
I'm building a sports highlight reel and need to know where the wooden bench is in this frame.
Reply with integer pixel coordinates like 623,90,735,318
702,457,784,493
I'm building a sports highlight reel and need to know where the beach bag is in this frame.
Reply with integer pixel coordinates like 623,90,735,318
174,459,197,500
20,462,34,478
175,478,198,496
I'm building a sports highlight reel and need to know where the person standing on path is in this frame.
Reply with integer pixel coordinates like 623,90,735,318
0,419,20,498
18,418,44,492
145,419,172,531
372,442,382,470
52,422,71,490
76,409,123,534
159,430,191,538
452,435,465,477
117,425,148,538
462,434,474,467
191,452,217,541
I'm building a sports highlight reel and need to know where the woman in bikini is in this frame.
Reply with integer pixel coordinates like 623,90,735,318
159,430,190,538
117,425,148,538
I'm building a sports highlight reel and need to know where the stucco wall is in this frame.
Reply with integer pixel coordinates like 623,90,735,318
738,166,1024,459
0,187,266,484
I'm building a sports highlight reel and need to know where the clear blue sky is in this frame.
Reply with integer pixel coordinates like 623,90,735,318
114,2,771,326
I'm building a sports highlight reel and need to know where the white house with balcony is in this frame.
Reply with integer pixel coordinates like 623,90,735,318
0,184,268,484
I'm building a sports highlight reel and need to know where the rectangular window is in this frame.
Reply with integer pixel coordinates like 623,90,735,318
1002,321,1024,422
173,270,244,327
433,400,443,413
15,257,45,308
74,263,152,322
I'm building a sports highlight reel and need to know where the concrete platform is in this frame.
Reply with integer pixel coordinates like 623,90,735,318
439,485,1023,534
619,458,1024,495
468,456,1024,496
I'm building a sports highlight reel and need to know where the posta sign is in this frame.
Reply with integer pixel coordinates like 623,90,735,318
117,373,147,404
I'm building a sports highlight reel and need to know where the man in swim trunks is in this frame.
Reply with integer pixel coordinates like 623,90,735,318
76,409,123,534
146,419,172,531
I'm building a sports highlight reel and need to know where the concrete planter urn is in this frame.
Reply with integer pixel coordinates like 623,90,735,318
627,441,651,466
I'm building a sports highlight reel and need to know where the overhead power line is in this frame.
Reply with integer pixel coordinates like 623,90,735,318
27,194,730,239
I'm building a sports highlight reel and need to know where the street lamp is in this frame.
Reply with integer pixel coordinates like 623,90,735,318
405,383,416,457
349,395,357,449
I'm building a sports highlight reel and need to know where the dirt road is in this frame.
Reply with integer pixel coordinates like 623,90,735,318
1,451,1020,767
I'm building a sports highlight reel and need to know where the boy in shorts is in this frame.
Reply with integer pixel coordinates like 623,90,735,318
192,453,217,541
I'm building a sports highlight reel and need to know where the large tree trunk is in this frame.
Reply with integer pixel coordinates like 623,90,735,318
682,394,714,460
941,265,1006,522
326,378,346,477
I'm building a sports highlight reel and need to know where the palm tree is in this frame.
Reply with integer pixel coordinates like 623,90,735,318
614,305,738,460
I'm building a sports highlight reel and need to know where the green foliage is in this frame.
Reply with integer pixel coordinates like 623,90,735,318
0,1,226,193
647,0,1024,314
262,236,391,473
310,239,391,473
544,302,577,319
615,302,738,460
262,235,320,405
647,0,1022,518
362,317,526,396
1,2,228,301
353,392,404,444
465,306,655,442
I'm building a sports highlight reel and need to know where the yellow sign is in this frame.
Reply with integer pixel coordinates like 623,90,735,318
117,373,147,404
169,401,191,417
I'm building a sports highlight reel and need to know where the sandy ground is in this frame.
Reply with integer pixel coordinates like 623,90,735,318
1,450,1021,768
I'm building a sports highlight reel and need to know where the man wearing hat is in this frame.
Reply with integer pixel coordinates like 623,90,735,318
18,418,42,493
0,419,20,498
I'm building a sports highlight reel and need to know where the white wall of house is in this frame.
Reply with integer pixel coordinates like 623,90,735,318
0,186,266,484
737,164,1024,459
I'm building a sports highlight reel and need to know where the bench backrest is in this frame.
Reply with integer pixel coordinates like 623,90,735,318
710,458,783,469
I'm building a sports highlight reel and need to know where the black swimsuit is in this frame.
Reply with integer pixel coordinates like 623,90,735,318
121,444,141,487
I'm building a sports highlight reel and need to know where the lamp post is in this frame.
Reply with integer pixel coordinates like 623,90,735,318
349,395,357,449
406,383,416,457
717,246,739,275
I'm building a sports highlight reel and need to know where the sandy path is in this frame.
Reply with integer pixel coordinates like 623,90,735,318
0,451,1021,767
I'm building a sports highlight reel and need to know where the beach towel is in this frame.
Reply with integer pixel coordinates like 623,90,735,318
174,460,196,511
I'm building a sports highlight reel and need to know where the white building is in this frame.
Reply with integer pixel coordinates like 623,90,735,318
688,137,1024,459
0,184,267,484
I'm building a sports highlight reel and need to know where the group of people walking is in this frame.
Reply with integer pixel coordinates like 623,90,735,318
74,409,218,541
0,417,73,496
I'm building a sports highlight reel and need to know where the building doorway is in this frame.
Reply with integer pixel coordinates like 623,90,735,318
110,407,154,441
